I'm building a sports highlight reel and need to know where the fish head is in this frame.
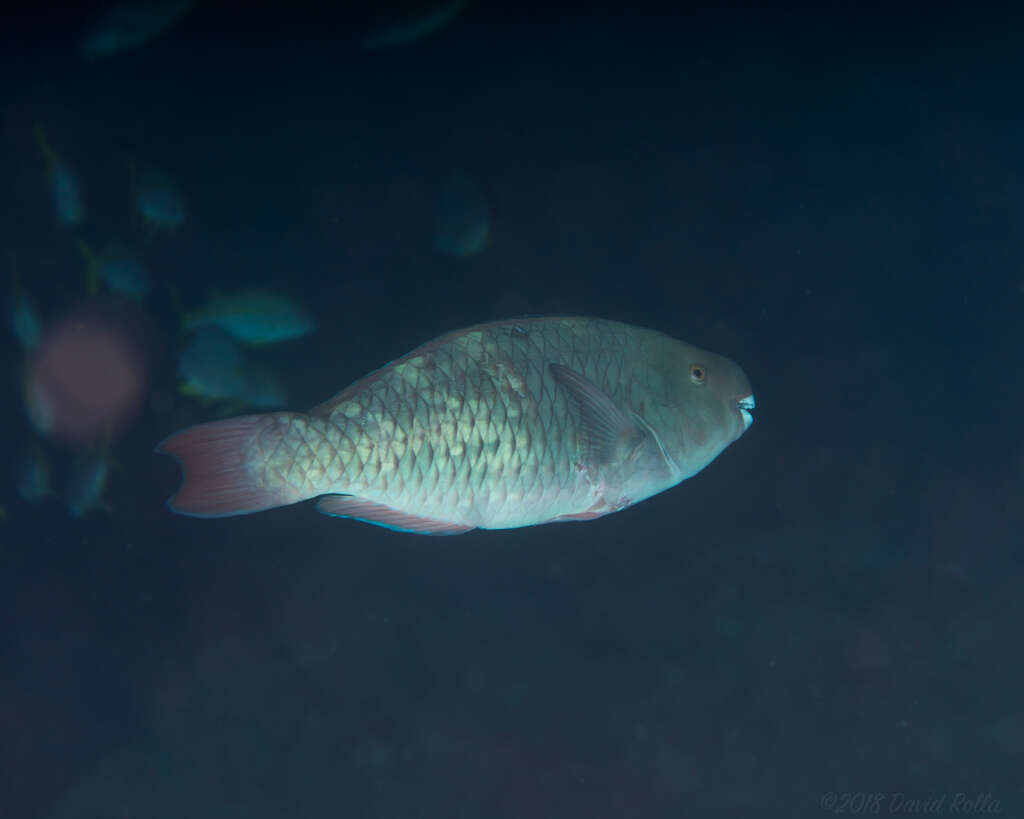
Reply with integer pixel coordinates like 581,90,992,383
655,344,755,481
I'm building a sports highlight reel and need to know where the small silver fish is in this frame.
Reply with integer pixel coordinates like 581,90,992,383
158,316,754,534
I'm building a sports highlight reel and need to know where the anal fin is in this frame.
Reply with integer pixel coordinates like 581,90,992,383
316,495,475,535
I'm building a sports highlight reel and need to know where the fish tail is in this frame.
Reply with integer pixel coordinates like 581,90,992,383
156,412,320,518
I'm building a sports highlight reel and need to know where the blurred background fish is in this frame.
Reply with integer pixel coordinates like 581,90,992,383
434,171,491,256
361,0,469,49
17,443,55,504
177,326,249,402
183,289,315,344
33,124,84,227
78,240,150,300
78,0,194,59
8,269,43,353
9,291,42,351
66,449,113,518
131,161,186,230
178,327,289,409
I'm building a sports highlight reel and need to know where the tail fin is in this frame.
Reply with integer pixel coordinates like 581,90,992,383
156,413,305,518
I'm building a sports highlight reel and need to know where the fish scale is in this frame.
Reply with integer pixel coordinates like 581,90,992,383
158,316,754,533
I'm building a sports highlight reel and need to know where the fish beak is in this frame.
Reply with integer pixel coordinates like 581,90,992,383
737,394,755,431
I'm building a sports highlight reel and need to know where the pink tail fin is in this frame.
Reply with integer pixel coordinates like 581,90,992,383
157,414,294,518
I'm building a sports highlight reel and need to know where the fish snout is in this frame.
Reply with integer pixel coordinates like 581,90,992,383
737,394,755,432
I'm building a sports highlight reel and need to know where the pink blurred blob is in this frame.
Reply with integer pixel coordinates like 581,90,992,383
25,300,152,446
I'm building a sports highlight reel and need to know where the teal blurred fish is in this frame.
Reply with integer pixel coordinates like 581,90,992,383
33,124,84,227
132,162,186,230
361,0,469,49
78,240,149,300
158,316,754,534
18,444,54,503
434,171,491,257
184,290,315,345
67,450,113,518
179,327,289,408
8,252,42,351
178,327,250,401
78,0,194,59
9,290,42,352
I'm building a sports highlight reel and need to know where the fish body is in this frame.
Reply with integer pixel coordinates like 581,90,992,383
34,125,84,227
78,241,149,299
178,327,289,408
8,254,43,351
67,451,112,518
178,327,250,401
78,0,194,59
9,290,42,351
98,247,149,300
435,172,491,257
184,290,315,344
49,166,85,226
133,163,186,229
158,317,754,533
361,0,469,49
18,444,54,503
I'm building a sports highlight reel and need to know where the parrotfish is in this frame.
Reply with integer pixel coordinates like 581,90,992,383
158,317,754,534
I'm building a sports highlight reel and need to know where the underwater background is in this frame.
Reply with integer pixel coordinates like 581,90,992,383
1,3,1021,817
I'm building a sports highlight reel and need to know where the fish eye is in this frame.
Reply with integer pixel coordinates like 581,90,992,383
689,364,707,385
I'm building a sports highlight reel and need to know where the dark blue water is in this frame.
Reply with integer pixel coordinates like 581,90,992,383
2,4,1021,817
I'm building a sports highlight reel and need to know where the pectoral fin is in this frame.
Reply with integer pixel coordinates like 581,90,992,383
549,362,647,466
